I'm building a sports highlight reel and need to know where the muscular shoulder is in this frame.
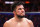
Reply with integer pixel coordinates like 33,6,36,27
23,18,34,27
23,18,32,23
3,17,14,27
5,17,14,23
3,20,10,27
23,18,33,25
26,18,33,25
23,18,31,22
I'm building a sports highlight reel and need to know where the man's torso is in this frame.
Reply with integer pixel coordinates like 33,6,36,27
4,18,31,27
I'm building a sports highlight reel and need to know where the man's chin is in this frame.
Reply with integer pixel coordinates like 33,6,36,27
17,15,25,19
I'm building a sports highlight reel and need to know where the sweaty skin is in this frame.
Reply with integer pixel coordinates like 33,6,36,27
3,17,34,27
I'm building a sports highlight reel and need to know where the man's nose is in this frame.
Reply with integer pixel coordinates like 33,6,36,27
22,9,25,12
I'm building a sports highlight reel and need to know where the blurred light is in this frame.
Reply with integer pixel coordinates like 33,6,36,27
9,2,14,4
25,1,30,4
5,1,14,4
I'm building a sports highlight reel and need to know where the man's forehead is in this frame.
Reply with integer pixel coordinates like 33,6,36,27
16,5,24,8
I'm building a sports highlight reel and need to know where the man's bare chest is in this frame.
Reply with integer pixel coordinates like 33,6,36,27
9,22,30,27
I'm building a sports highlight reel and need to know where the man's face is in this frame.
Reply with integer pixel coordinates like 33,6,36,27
14,5,25,18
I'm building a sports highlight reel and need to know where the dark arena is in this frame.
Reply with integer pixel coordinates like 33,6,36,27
0,0,40,27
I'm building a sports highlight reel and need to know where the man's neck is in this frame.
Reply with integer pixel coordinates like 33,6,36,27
14,17,23,22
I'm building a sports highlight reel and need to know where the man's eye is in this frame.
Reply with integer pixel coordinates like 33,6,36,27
18,8,21,10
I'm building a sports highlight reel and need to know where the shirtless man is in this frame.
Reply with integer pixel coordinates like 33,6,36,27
3,2,34,27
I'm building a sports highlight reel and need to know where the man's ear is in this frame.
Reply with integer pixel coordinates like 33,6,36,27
13,11,16,14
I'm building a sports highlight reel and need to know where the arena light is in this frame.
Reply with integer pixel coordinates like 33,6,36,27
5,1,14,4
25,1,30,4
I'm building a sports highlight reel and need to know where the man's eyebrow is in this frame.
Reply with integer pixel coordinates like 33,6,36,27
19,8,23,9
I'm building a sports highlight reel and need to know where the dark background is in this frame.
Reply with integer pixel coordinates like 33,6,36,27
0,0,40,27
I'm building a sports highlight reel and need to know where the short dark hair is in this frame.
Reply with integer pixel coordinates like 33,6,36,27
12,2,24,12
